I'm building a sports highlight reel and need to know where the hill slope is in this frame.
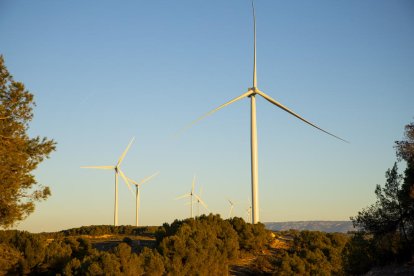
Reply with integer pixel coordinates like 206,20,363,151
264,221,355,233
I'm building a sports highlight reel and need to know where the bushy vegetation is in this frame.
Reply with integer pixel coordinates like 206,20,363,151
59,225,159,237
344,120,414,274
0,214,274,275
249,230,349,275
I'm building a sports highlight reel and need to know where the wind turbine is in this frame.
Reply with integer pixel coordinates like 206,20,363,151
127,172,159,227
81,138,135,226
245,197,252,223
176,175,208,218
187,2,347,224
186,187,210,216
227,198,236,218
246,206,252,223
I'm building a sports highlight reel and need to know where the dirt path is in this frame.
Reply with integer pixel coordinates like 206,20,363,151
229,255,256,276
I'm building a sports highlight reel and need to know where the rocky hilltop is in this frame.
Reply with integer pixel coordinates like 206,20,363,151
264,221,355,233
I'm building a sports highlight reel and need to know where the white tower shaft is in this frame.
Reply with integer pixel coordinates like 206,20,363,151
136,187,140,226
251,95,259,224
191,195,193,218
114,172,119,226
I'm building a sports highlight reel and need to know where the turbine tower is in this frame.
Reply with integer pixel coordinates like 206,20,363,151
188,2,347,224
81,138,135,226
127,172,159,227
227,198,235,218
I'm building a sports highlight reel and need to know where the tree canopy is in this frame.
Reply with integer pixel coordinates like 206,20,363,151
0,55,56,228
347,120,414,273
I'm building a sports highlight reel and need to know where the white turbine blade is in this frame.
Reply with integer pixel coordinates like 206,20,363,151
81,165,114,170
194,193,209,212
227,198,234,206
252,0,257,88
179,91,254,134
138,171,160,186
117,137,135,167
175,193,191,200
256,90,348,143
118,169,135,196
127,176,139,186
192,175,196,194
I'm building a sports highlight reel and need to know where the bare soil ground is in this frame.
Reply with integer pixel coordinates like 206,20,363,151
229,235,292,275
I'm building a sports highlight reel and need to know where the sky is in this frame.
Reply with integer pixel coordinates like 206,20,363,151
1,0,413,233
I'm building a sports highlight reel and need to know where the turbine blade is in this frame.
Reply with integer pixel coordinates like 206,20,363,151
257,90,348,143
139,172,160,186
117,137,135,167
179,90,254,134
81,165,114,170
192,175,196,194
118,169,135,196
227,198,234,206
175,193,191,200
127,176,139,186
194,194,209,212
252,0,257,88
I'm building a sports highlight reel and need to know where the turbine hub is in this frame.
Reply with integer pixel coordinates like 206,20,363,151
248,87,258,95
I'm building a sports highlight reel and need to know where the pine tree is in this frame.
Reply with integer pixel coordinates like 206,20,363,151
0,55,56,228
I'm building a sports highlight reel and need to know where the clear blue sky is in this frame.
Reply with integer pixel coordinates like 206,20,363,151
1,0,413,232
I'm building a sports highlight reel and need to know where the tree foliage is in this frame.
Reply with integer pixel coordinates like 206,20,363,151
0,55,56,228
351,163,409,241
0,215,273,275
251,230,349,275
157,214,241,275
347,120,414,273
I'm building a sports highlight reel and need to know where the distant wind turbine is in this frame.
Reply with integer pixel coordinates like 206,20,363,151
186,186,210,216
176,175,208,218
81,138,135,226
227,198,236,218
246,206,252,223
127,172,159,227
246,197,252,223
186,1,347,224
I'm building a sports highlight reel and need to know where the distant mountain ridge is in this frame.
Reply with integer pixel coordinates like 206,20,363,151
264,221,355,233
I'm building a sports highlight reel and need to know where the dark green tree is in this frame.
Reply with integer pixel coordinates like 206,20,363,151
348,120,414,271
352,163,408,241
0,55,56,228
395,121,414,237
265,230,348,275
352,121,414,247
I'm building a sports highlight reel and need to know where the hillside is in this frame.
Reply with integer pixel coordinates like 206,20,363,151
0,216,352,275
264,220,355,233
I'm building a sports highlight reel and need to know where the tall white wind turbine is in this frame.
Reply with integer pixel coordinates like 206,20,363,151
127,172,159,227
81,138,135,226
187,2,347,224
